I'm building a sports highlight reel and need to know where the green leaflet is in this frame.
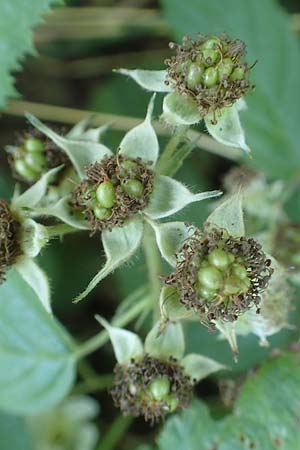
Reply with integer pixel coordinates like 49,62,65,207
161,0,300,178
116,69,171,93
0,269,76,414
158,352,300,450
0,0,61,107
205,193,245,237
145,322,185,361
96,315,144,364
0,412,32,450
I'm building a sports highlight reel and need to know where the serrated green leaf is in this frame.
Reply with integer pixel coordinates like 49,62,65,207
161,0,300,178
116,69,171,92
158,352,300,450
0,269,75,414
145,322,185,361
205,193,244,237
26,114,112,180
95,315,144,364
162,92,202,126
145,175,221,220
205,102,250,154
0,0,60,107
75,218,144,302
0,412,32,450
119,95,159,168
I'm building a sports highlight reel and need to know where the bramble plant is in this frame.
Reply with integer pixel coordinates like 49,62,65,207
0,1,300,449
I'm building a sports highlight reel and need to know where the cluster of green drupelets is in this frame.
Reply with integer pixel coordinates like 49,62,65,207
197,247,251,303
10,137,47,182
83,160,145,221
166,34,252,117
179,37,246,90
146,375,179,413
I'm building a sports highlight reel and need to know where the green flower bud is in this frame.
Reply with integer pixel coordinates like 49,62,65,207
122,179,144,198
14,159,39,181
230,66,245,81
203,67,218,87
198,266,223,290
24,137,45,153
149,376,171,401
186,63,205,90
24,152,46,172
208,249,230,270
218,58,234,79
96,181,116,208
93,205,111,220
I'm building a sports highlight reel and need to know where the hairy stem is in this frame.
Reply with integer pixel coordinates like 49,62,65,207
46,223,80,239
73,374,113,395
3,100,241,161
96,414,134,450
156,126,193,176
76,296,150,359
143,223,163,322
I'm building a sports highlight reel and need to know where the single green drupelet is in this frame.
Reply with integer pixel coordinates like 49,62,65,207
197,247,251,301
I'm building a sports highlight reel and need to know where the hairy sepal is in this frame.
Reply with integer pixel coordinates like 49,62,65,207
144,322,185,361
116,69,171,92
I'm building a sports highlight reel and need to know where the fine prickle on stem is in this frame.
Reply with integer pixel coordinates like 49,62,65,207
70,154,154,232
165,227,273,325
165,34,254,119
110,354,193,423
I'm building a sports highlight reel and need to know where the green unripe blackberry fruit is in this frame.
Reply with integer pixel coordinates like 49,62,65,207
232,263,248,280
96,181,116,208
223,276,244,295
218,58,234,79
230,66,245,81
201,37,220,50
202,49,220,66
203,67,218,87
119,160,138,177
24,137,45,153
208,249,230,270
14,159,38,181
93,205,111,220
186,63,204,89
24,152,46,172
197,285,217,301
149,376,171,401
198,266,223,290
122,179,144,198
166,395,179,412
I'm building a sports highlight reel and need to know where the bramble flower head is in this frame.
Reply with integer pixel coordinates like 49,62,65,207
70,154,154,232
97,317,224,423
165,34,253,119
6,128,69,184
165,226,273,325
0,200,22,283
25,96,221,302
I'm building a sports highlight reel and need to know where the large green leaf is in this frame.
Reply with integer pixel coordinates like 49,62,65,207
0,0,61,107
0,412,32,450
0,269,76,414
161,0,300,179
158,352,300,450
